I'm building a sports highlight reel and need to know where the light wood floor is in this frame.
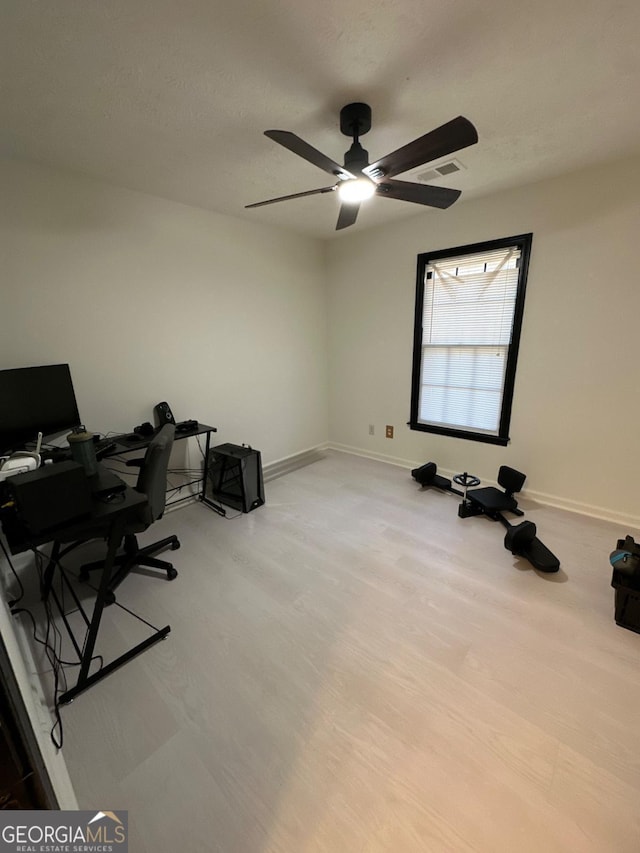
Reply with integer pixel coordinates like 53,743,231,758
27,451,640,851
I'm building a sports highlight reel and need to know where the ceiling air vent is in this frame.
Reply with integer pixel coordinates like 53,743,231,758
416,158,466,183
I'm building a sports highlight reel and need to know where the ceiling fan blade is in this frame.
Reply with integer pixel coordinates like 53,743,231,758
375,179,462,209
265,130,355,181
245,185,337,209
336,203,360,230
364,116,478,180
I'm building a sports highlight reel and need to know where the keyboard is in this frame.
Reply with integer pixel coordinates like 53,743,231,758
120,433,146,444
41,447,71,462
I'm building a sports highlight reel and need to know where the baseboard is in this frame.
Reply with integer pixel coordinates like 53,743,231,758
327,443,640,529
521,490,640,530
262,444,329,483
328,442,419,470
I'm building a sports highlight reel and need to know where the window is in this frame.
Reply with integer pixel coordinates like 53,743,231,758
410,233,532,445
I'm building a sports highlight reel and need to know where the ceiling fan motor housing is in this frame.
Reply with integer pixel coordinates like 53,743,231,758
344,142,369,173
340,102,372,137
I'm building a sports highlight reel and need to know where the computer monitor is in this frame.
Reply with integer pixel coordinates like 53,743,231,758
0,364,81,453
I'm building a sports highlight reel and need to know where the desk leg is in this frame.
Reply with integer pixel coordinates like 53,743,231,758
78,516,124,684
200,430,211,502
58,515,170,704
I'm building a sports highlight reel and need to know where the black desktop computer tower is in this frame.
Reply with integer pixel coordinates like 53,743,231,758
206,444,264,513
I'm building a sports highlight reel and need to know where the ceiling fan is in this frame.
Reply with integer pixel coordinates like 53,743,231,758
246,103,478,230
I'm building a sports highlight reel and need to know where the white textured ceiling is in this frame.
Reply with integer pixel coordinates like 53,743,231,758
2,0,639,238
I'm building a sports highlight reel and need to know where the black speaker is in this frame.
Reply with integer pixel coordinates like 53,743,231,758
9,461,93,534
154,402,176,427
206,444,264,513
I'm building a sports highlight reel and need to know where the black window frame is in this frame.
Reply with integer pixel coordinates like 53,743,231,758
409,233,533,446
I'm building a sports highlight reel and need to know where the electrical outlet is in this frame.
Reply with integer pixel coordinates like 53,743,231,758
385,425,394,438
368,424,375,436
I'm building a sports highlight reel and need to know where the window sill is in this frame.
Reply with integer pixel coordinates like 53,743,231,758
409,422,510,446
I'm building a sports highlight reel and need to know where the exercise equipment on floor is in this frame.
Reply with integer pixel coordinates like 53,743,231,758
609,535,640,634
411,461,560,573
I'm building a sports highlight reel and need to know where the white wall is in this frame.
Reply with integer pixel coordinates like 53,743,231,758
3,155,639,525
0,160,328,465
326,154,640,525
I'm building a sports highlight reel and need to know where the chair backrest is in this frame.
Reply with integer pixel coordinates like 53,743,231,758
136,424,175,523
497,465,526,497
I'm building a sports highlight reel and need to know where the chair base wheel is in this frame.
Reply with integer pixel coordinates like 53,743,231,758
78,532,180,593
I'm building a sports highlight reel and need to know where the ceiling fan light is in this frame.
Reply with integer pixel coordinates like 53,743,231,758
338,177,376,204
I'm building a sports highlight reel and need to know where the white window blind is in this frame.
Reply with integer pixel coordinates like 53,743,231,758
418,245,521,436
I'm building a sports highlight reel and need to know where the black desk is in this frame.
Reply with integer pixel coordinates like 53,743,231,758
2,469,171,704
94,422,219,512
42,422,220,513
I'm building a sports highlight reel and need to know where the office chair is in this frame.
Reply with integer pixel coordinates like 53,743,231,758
78,423,180,595
466,465,526,518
